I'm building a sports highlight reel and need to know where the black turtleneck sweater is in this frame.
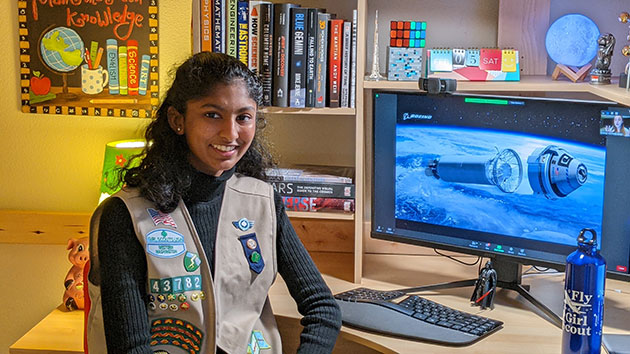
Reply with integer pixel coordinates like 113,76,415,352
96,168,341,353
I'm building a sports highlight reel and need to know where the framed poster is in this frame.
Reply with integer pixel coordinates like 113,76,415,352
18,0,159,118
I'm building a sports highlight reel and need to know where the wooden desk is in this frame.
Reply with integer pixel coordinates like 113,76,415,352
10,254,630,353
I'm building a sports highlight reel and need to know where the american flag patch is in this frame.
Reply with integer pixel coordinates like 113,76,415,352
147,208,177,228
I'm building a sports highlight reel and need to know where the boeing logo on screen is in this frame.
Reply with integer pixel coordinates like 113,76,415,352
402,112,432,120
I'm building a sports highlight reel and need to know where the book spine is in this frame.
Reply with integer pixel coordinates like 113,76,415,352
289,7,307,108
118,46,128,95
248,1,260,73
328,19,343,108
272,3,296,107
281,196,355,213
237,1,249,66
201,0,213,51
272,181,355,198
305,8,318,107
314,13,330,108
212,0,224,52
106,39,119,94
340,21,351,108
350,9,357,109
260,3,274,106
266,174,353,185
139,54,150,96
227,0,238,57
127,40,139,96
192,0,201,53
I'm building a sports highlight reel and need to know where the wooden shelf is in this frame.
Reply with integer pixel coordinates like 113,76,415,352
364,76,630,106
261,107,356,115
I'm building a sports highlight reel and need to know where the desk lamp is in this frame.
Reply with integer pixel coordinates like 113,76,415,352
98,139,146,204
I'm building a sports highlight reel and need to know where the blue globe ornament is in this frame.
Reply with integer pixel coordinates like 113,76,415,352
40,26,85,73
545,14,600,67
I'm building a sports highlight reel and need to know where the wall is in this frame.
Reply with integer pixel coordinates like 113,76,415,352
0,1,192,352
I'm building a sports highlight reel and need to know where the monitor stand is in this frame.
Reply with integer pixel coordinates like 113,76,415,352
396,258,563,328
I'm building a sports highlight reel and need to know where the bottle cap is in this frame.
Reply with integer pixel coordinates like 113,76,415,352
577,228,597,246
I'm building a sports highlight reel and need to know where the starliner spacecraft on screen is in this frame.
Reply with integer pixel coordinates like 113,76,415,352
425,145,587,198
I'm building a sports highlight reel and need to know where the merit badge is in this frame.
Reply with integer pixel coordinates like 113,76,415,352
147,208,178,228
184,251,202,272
233,217,255,231
169,303,179,311
145,229,186,259
248,329,272,354
239,233,265,274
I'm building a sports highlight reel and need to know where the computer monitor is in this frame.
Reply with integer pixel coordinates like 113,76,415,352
372,91,630,302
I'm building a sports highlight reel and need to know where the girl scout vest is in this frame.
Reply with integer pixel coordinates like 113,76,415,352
86,174,282,354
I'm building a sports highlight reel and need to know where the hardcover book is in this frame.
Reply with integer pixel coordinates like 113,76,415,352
305,8,319,107
340,21,351,108
212,0,225,52
127,40,139,96
237,1,249,66
272,3,298,107
200,0,212,51
266,164,354,184
226,0,238,57
289,7,308,108
259,2,274,106
314,12,331,108
349,9,357,108
282,196,355,213
327,19,344,108
271,181,355,198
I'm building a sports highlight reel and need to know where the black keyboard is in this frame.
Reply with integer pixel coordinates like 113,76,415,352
334,287,503,346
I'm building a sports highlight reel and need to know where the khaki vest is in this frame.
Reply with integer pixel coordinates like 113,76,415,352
86,174,282,354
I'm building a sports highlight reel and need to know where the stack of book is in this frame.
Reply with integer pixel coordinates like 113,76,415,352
192,1,357,109
266,164,355,213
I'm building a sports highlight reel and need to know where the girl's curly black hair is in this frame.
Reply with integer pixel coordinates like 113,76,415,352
121,52,275,212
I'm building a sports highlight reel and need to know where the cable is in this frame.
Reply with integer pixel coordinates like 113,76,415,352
433,248,481,266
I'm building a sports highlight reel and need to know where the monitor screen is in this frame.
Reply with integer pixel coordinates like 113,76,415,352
372,91,630,279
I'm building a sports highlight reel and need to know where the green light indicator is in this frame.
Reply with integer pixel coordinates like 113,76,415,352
375,94,379,98
465,97,509,105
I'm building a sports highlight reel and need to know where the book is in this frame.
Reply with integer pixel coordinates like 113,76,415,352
272,3,298,107
266,164,354,184
349,9,357,109
192,0,201,53
237,1,249,66
314,12,330,108
327,19,344,108
248,1,266,74
212,0,225,52
305,8,319,107
127,40,139,95
139,54,150,95
289,7,308,108
282,196,355,213
118,45,128,95
340,20,351,108
226,0,238,57
271,180,355,198
200,0,212,51
259,2,274,106
106,39,119,94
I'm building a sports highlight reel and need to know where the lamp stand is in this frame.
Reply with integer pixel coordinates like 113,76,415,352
551,63,592,82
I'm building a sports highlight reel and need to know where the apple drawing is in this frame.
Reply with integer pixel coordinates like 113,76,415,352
31,71,51,95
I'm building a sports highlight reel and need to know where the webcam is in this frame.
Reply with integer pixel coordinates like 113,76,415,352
418,77,457,94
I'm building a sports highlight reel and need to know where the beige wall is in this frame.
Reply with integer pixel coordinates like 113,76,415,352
0,1,192,352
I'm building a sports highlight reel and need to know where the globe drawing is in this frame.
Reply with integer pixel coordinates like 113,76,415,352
40,26,84,73
545,14,600,67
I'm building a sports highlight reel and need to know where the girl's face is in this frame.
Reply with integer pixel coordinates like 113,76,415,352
169,80,257,176
614,115,623,129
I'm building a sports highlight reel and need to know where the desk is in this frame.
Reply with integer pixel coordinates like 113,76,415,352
10,254,630,353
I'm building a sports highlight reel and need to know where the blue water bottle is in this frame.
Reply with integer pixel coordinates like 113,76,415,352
562,228,606,354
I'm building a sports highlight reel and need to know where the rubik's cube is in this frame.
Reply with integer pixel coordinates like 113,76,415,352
390,21,427,48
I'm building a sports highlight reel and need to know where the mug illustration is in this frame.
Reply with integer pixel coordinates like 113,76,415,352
81,64,109,95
